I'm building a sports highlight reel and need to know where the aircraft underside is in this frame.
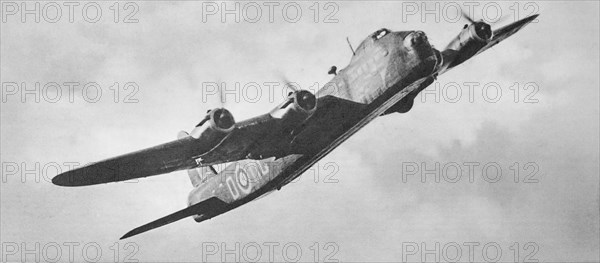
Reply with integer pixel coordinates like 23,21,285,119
52,13,539,240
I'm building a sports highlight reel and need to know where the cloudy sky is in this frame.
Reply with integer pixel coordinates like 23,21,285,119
1,1,598,262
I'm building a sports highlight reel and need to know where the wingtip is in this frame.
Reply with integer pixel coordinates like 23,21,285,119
51,173,71,186
120,230,137,240
524,14,539,23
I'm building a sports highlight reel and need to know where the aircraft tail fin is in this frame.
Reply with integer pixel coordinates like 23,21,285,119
120,197,229,240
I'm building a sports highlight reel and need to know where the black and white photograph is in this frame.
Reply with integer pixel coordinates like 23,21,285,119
1,1,599,262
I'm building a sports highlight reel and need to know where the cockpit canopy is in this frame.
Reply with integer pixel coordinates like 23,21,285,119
354,28,391,54
372,28,391,40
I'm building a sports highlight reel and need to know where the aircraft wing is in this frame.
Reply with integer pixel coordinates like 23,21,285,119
120,197,229,239
193,95,367,165
438,14,538,75
475,14,539,57
52,137,199,186
52,95,365,186
55,16,539,187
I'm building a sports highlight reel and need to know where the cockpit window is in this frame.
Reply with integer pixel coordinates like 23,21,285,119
373,29,390,40
353,28,392,57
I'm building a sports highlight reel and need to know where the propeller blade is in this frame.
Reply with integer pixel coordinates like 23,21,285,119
461,9,475,24
217,80,225,107
489,15,509,25
276,72,299,93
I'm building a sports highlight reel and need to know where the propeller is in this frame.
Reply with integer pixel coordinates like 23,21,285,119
204,79,226,114
274,71,317,112
200,79,227,127
461,9,475,24
489,15,510,25
461,8,508,25
216,78,226,108
459,8,495,41
275,71,300,98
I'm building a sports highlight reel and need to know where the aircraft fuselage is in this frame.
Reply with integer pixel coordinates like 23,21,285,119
187,29,441,222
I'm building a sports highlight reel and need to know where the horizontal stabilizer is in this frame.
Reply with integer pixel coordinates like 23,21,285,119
120,197,229,239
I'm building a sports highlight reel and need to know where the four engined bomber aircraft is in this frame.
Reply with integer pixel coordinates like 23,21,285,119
52,13,539,239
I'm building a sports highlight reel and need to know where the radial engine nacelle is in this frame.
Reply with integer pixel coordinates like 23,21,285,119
442,21,492,69
190,108,235,145
270,90,317,123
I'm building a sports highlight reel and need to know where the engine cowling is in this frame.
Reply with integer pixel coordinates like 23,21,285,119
443,21,492,69
270,90,317,123
190,108,235,144
446,21,492,51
